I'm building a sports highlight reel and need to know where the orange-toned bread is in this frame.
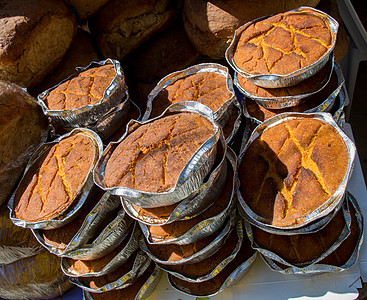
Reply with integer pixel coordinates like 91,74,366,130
239,118,349,226
103,113,214,193
43,64,116,110
150,72,232,118
233,9,334,75
13,133,96,222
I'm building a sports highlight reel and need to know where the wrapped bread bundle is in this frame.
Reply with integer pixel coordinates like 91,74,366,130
0,249,72,299
0,81,49,206
226,7,338,88
38,59,127,129
122,136,228,226
94,102,221,207
237,112,355,231
0,0,76,88
144,63,237,128
9,128,103,229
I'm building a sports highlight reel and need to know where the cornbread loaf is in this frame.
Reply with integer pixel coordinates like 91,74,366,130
237,58,331,98
146,228,218,262
13,133,96,223
43,64,116,110
0,249,72,299
0,203,42,264
31,29,100,97
0,81,48,206
146,166,233,242
168,232,255,296
163,224,240,278
0,0,76,88
64,0,110,19
103,112,214,193
233,8,334,75
89,0,180,61
252,208,345,266
239,117,349,226
151,71,232,119
86,262,156,300
79,251,138,289
244,69,339,122
183,0,320,59
320,202,360,266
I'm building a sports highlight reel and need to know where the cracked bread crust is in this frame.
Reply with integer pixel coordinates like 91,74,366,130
13,133,96,222
239,118,348,227
103,112,214,193
233,9,334,75
151,72,232,119
44,64,116,110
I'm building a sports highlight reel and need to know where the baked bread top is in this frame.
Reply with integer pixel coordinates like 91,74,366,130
239,118,348,226
151,72,232,118
44,64,116,110
233,9,334,75
13,133,96,222
103,112,214,193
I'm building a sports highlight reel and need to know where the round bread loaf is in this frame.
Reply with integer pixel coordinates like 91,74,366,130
183,0,320,60
103,112,214,193
0,0,76,88
0,81,48,206
233,8,334,76
89,0,180,61
239,117,349,227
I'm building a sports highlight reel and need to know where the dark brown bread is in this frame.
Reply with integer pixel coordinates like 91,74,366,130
0,81,48,206
0,0,76,88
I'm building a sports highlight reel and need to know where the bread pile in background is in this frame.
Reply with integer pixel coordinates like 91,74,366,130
0,0,359,299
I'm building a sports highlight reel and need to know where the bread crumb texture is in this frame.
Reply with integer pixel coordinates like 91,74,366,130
14,133,96,222
239,118,348,226
104,113,214,193
233,9,333,75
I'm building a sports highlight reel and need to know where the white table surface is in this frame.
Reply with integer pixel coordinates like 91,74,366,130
61,122,367,300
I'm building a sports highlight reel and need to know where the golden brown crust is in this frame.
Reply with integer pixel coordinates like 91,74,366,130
233,9,333,75
44,64,115,110
13,133,96,222
103,113,214,193
151,72,232,118
239,118,348,226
